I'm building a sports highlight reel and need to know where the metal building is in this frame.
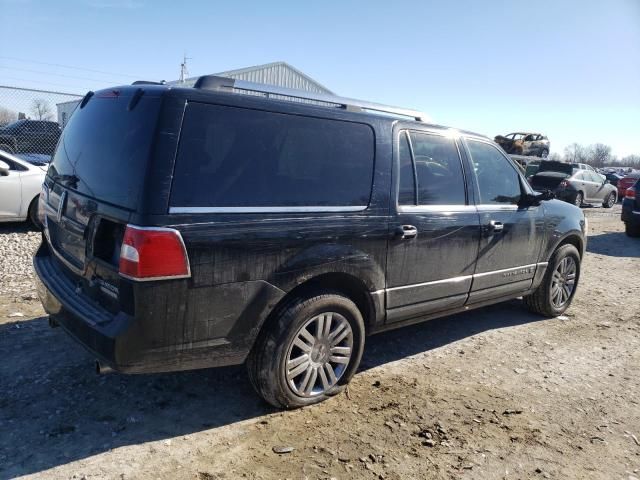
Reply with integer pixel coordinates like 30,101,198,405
56,62,332,127
173,61,333,94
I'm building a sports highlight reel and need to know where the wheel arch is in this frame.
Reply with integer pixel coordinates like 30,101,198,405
255,272,378,347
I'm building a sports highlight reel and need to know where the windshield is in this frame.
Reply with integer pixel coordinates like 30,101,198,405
48,90,161,209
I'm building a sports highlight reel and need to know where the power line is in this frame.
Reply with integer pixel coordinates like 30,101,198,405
0,76,88,94
0,55,143,79
0,65,129,85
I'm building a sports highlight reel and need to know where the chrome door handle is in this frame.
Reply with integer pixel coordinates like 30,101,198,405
489,220,504,233
396,225,418,239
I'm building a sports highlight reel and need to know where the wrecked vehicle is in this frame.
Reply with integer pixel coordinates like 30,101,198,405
34,78,586,409
529,161,617,208
495,132,550,158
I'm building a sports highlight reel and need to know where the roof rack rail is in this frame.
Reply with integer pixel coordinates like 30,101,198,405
192,75,429,122
132,80,166,85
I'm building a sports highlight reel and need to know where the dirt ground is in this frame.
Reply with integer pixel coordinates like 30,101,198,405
1,205,639,480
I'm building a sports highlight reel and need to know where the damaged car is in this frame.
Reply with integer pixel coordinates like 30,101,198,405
495,132,550,158
529,160,617,208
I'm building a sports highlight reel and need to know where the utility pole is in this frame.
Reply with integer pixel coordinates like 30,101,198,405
179,53,191,83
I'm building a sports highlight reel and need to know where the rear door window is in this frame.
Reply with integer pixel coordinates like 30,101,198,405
171,103,375,209
397,131,466,206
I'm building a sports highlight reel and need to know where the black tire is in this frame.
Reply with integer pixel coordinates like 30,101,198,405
523,244,581,317
625,222,640,238
573,192,583,207
602,192,616,208
247,291,365,409
540,149,549,158
27,196,42,230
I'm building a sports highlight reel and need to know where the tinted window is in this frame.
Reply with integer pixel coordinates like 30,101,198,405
408,132,466,205
49,91,161,209
467,140,522,205
398,131,415,205
171,103,375,208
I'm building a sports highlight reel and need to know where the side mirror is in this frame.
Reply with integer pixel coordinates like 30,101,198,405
0,160,9,176
522,190,554,207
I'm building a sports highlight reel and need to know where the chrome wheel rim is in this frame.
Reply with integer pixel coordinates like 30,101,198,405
575,194,582,206
551,256,577,308
285,312,353,398
607,193,615,207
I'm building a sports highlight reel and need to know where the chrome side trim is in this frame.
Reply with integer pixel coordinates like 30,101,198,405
386,274,473,292
375,262,548,295
476,204,519,212
169,206,367,214
397,205,476,213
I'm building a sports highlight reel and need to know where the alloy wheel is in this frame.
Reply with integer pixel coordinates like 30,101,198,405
550,256,577,309
285,312,353,398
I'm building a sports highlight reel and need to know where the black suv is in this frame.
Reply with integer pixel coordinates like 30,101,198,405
34,80,586,408
0,119,61,155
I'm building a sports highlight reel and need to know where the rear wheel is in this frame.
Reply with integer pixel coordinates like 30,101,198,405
540,149,549,158
602,192,616,208
625,222,640,238
523,244,581,317
574,192,584,207
247,291,365,409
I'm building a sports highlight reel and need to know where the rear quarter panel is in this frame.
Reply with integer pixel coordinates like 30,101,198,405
539,199,586,260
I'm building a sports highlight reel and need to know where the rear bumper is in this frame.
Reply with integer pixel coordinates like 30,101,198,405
621,199,640,225
34,241,257,373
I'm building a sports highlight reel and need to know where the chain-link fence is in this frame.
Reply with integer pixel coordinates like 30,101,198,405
0,85,83,161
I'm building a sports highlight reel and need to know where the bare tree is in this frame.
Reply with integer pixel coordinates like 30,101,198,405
0,106,17,126
563,143,588,164
30,98,53,121
548,152,562,161
586,143,612,168
620,154,640,167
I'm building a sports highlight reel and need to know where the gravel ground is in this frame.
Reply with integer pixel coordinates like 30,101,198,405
0,205,639,480
0,222,40,299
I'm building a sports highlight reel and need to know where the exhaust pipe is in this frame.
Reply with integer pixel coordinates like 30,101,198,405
96,361,114,375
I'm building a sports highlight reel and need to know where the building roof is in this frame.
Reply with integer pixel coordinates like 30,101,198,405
173,61,333,94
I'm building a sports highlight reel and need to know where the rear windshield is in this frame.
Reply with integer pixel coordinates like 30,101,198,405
48,90,161,209
170,103,375,208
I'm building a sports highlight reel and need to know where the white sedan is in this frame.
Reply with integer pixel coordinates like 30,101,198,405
0,149,47,226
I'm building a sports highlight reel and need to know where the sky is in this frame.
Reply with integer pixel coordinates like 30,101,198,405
1,0,639,157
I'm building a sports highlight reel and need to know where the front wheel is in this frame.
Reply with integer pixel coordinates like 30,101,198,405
27,197,42,230
523,244,581,317
247,292,365,409
602,192,616,208
540,149,549,158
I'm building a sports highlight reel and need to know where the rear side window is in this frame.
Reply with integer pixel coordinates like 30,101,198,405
397,131,466,206
171,103,375,208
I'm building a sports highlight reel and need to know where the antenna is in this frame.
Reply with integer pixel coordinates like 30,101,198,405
179,52,192,83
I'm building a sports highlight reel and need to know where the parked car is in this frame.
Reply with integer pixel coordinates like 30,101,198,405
603,172,623,188
529,161,617,208
34,80,586,409
622,179,640,237
0,119,61,155
0,149,46,226
617,173,640,202
494,132,550,158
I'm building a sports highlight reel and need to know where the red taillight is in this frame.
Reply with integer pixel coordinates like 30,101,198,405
626,187,636,199
559,180,569,188
119,225,190,280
